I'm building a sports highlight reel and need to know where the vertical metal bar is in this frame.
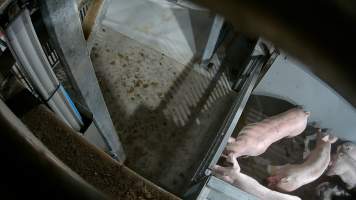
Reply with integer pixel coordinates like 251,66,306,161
40,0,125,161
201,15,224,65
192,56,264,181
208,57,264,170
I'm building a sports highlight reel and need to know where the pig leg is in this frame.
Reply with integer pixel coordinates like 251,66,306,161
213,160,301,200
212,154,240,184
303,133,317,159
266,164,291,187
234,172,301,200
212,165,235,184
225,138,251,158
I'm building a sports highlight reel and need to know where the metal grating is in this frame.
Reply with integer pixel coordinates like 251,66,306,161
79,0,93,22
162,56,232,127
41,41,60,68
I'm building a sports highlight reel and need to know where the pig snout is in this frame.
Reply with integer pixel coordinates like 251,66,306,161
327,142,356,176
326,143,356,189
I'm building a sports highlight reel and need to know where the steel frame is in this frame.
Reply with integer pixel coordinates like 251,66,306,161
40,0,125,161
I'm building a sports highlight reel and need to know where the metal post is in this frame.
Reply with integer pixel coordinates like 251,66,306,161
201,15,224,65
40,0,125,161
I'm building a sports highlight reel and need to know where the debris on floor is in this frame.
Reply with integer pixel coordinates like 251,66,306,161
21,104,180,200
90,25,236,194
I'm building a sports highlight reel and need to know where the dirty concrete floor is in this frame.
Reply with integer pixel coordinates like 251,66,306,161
90,25,236,195
21,104,180,200
234,95,352,200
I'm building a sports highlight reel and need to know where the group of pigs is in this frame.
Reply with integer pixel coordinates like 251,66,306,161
213,108,356,200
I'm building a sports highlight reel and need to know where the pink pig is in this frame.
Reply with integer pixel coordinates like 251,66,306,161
213,157,301,200
267,131,337,192
327,142,356,189
226,108,310,158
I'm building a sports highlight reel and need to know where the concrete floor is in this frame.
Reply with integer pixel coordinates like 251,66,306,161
102,0,215,65
90,25,236,195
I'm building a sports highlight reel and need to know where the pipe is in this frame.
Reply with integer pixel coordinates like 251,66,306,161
5,9,83,130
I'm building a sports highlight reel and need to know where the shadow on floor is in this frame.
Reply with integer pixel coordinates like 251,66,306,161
95,54,234,195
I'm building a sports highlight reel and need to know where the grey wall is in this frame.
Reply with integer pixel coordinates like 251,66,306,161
253,54,356,142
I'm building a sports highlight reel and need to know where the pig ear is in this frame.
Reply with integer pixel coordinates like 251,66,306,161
228,154,241,171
